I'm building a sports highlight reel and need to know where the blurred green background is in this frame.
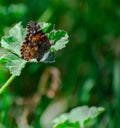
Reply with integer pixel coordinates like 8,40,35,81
0,0,120,128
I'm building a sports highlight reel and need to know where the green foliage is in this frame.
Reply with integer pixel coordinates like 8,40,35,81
48,30,69,51
0,22,69,76
54,120,80,128
52,106,104,128
0,4,27,37
0,0,119,128
0,53,26,76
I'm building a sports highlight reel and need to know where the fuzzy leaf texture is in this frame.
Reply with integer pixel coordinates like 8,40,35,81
0,22,69,76
52,106,104,128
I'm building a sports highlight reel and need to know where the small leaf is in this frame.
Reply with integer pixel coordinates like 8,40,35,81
39,22,52,32
52,106,104,128
2,53,26,76
47,30,69,51
69,106,104,127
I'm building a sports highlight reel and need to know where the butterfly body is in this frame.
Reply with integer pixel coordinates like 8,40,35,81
21,21,51,62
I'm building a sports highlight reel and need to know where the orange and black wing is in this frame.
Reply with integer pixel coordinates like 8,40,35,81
21,21,51,62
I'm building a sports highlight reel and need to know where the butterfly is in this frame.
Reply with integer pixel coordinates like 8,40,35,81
20,21,51,62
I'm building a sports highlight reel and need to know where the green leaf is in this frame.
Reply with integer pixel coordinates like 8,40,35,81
52,114,68,128
40,51,55,63
68,106,104,127
9,22,26,44
0,22,69,76
1,53,26,76
1,22,26,56
47,30,69,51
27,51,55,63
0,22,52,57
0,54,8,63
52,114,80,128
54,120,80,128
39,22,52,32
52,106,104,128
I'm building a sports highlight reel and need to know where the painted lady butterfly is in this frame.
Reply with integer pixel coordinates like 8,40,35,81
21,21,51,62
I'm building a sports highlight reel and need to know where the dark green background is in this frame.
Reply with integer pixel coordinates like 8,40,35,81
0,0,120,127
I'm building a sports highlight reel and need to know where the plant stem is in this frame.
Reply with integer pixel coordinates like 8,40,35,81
0,75,16,95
